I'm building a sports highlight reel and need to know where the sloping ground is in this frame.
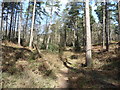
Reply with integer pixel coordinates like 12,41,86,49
62,44,120,88
2,45,36,74
1,41,120,88
1,42,63,88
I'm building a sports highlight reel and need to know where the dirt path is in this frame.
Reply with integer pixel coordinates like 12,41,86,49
56,50,80,88
57,66,69,88
2,44,120,88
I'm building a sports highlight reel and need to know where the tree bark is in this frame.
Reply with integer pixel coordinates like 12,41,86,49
46,35,50,49
46,6,53,50
118,0,120,40
83,2,86,50
1,3,3,33
24,12,29,39
34,43,43,58
18,3,22,46
73,28,76,47
29,0,36,48
24,2,30,39
105,2,109,51
5,10,8,37
13,10,17,38
0,1,2,34
16,11,20,38
85,0,92,67
64,26,67,48
8,3,14,40
102,0,106,49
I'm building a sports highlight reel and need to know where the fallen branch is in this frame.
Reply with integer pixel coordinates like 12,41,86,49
33,43,51,70
33,43,43,58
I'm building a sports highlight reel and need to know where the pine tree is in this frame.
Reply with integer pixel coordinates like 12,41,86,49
85,0,92,67
18,2,22,45
29,0,36,48
118,0,120,40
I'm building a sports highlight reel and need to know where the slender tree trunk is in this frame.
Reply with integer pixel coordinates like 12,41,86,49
43,16,48,47
46,35,50,49
105,2,109,51
118,0,120,40
29,0,36,48
13,10,17,38
16,12,20,38
72,27,75,48
1,3,3,33
24,2,30,39
59,28,64,57
83,2,86,50
46,6,53,50
18,3,22,46
24,12,29,39
1,3,4,34
108,11,111,43
11,9,15,38
85,0,92,67
8,3,14,40
0,1,2,34
5,10,8,37
64,26,67,48
102,0,106,49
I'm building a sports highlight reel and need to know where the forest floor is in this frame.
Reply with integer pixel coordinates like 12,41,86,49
1,40,120,88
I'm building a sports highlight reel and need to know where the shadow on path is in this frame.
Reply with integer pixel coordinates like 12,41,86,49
63,62,120,88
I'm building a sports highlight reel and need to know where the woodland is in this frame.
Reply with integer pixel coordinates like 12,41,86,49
0,0,120,88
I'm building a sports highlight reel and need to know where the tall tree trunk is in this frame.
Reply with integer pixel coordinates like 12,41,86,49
1,3,3,33
83,2,86,50
46,35,50,49
102,0,106,49
85,0,92,67
8,3,14,40
11,8,15,38
105,2,109,51
13,10,17,38
46,6,53,50
29,0,36,48
24,12,29,39
108,10,111,43
5,10,8,37
64,26,67,48
59,28,64,58
0,1,2,34
43,16,48,47
73,28,76,47
16,12,20,38
24,2,30,39
18,3,22,45
118,0,120,40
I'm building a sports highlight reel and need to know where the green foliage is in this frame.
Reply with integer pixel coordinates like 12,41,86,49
40,43,46,49
95,2,118,24
95,3,103,23
48,44,59,52
40,43,59,52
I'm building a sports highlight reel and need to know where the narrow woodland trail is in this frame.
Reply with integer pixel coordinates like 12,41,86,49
56,45,120,88
57,67,69,88
56,49,85,88
2,42,120,88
